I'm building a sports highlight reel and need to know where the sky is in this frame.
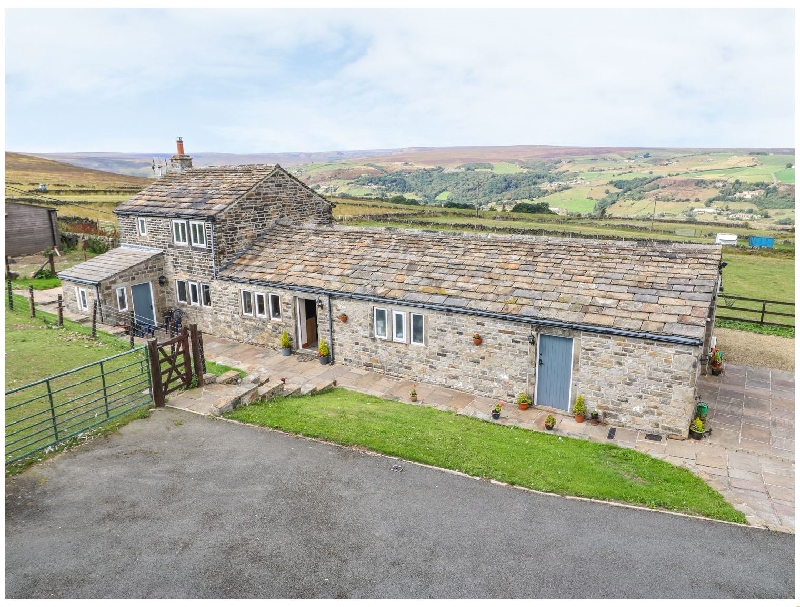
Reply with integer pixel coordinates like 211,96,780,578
4,7,796,154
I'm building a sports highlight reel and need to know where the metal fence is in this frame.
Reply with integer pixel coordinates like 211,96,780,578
5,346,153,466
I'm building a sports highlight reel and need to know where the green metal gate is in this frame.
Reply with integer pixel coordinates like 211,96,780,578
5,346,153,466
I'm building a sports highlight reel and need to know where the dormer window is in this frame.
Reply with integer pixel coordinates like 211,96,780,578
137,217,147,236
189,221,206,247
172,220,188,246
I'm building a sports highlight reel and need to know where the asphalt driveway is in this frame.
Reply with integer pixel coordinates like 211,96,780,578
5,408,794,599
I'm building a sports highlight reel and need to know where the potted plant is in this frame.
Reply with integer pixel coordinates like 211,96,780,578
410,383,418,402
696,402,709,420
473,333,482,345
590,409,600,425
280,330,292,356
338,313,348,323
516,392,532,411
689,416,705,440
544,414,556,430
709,348,723,375
573,395,586,423
318,338,330,365
491,401,504,420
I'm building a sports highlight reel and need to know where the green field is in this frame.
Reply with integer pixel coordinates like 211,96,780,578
721,250,795,303
492,162,521,174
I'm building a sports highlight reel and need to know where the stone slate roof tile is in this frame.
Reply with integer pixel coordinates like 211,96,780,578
115,165,277,217
57,247,163,284
219,224,722,340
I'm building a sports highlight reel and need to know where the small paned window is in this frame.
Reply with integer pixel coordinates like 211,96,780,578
76,287,88,311
411,313,424,345
176,280,188,304
269,294,281,320
189,221,206,247
242,291,254,316
137,217,147,235
374,308,388,339
392,311,406,343
189,282,200,306
172,220,188,245
201,284,212,307
255,293,267,318
116,286,128,312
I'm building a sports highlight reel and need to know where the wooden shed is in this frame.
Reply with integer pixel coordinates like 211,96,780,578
5,202,60,256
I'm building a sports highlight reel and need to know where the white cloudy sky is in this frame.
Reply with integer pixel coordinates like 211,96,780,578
5,8,795,153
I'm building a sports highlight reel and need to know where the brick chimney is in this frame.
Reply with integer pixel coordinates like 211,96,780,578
170,136,193,172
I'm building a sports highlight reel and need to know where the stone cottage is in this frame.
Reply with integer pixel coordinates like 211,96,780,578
59,162,722,437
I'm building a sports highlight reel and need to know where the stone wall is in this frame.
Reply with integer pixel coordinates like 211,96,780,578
214,169,334,265
201,279,699,436
574,333,699,437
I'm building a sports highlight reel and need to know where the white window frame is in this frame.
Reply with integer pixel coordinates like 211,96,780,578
255,292,268,318
410,312,425,345
176,280,188,304
76,287,88,311
201,283,212,308
137,217,147,236
241,290,254,316
116,286,128,312
189,220,206,248
269,293,281,320
374,307,388,340
188,281,200,306
392,310,407,343
172,220,188,246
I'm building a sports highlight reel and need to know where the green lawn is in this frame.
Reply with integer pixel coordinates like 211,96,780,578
721,251,795,303
225,389,746,524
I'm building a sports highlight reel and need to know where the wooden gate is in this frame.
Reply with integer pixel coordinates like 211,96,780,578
146,324,205,407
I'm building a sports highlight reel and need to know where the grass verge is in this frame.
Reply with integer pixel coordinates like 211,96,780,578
715,319,794,339
225,388,746,524
206,361,247,378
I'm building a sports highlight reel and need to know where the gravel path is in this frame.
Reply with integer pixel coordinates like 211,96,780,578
714,328,794,372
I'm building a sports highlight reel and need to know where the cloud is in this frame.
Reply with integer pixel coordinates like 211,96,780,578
5,8,794,152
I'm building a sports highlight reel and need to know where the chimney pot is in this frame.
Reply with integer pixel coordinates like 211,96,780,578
176,137,185,156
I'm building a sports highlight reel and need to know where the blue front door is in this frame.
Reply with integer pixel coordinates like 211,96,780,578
535,334,573,411
131,282,155,334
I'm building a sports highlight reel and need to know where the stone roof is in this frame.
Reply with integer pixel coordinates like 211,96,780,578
220,224,722,340
57,246,163,284
114,165,277,217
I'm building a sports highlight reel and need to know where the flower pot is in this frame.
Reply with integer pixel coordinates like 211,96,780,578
574,413,585,423
710,367,722,376
410,395,417,402
696,402,708,419
473,337,482,345
518,402,529,411
319,355,330,365
590,418,599,426
491,412,500,420
281,348,292,356
689,428,704,440
338,315,348,323
545,423,555,431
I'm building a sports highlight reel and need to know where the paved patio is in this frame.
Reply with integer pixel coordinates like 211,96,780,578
185,335,795,534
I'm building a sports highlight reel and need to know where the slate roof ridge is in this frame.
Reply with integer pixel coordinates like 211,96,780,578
265,222,721,254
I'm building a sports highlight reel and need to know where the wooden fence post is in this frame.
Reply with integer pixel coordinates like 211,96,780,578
57,294,63,326
7,279,13,311
180,327,191,388
189,324,204,387
48,252,55,275
91,300,98,338
147,338,164,407
28,285,35,318
129,311,135,349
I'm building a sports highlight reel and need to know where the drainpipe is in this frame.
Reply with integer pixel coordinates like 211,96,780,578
95,285,104,323
327,293,334,364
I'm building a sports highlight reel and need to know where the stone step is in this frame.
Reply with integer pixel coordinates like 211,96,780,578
257,380,285,401
283,383,302,397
